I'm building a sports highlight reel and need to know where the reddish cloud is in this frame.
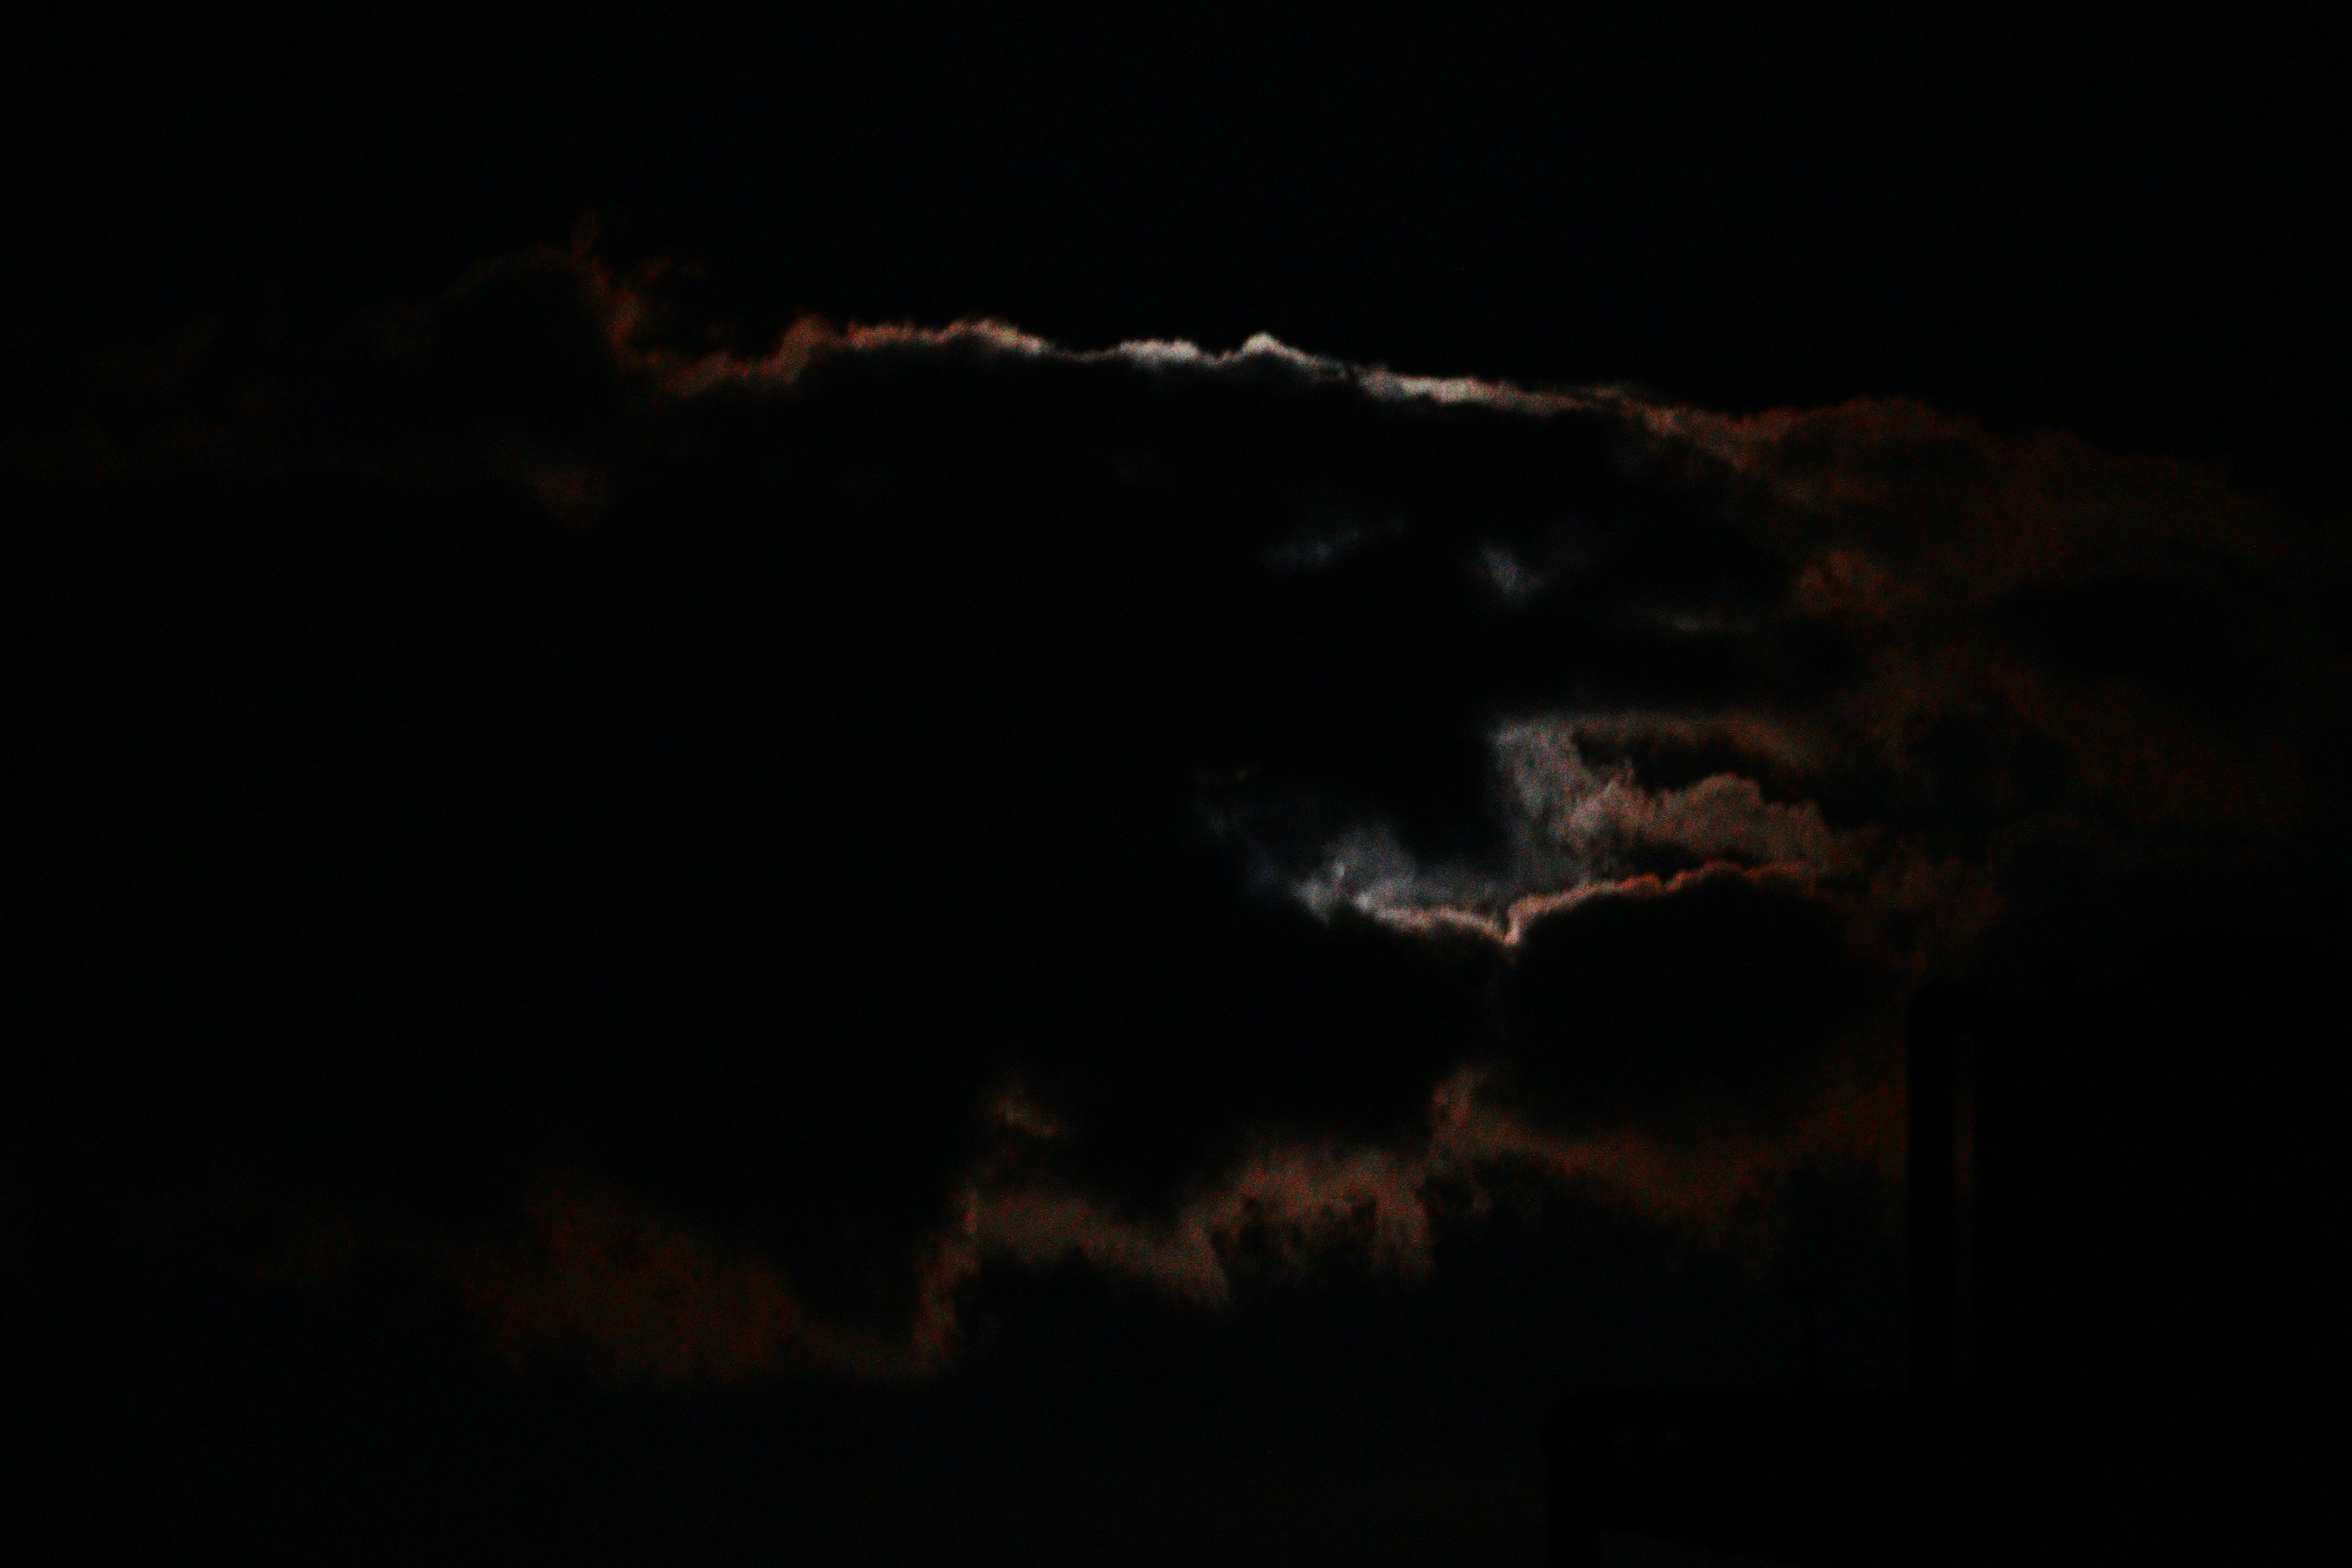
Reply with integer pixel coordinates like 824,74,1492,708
431,1047,1903,1385
450,1178,815,1385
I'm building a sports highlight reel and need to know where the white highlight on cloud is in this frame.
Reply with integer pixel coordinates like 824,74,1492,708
653,307,1597,418
1261,714,1855,947
1099,331,1583,415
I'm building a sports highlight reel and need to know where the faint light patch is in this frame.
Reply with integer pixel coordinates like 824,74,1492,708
989,1085,1068,1142
1474,542,1551,605
1642,607,1746,635
510,456,609,522
450,1176,812,1385
1266,510,1406,574
1268,522,1371,573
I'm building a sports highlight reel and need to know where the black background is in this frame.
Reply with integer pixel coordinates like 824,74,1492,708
5,8,2346,1564
7,7,2348,509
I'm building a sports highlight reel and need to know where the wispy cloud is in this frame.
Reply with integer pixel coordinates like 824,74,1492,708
447,1061,1899,1384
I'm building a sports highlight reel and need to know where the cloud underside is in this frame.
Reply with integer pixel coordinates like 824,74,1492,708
454,1060,1900,1385
14,247,2342,1381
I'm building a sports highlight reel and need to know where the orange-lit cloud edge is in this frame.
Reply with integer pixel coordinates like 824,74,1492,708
102,247,2327,1385
435,1041,1901,1387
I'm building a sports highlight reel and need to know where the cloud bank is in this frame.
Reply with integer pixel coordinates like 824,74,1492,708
8,247,2343,1379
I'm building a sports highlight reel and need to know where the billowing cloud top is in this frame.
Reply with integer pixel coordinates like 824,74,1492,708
7,248,2345,1381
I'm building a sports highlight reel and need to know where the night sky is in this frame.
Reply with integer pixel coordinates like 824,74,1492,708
4,11,2347,1564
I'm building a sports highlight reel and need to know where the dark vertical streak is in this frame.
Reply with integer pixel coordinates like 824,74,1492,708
1905,988,1959,1397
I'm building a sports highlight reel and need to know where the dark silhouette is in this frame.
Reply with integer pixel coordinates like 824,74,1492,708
1542,981,1964,1566
1548,938,2338,1564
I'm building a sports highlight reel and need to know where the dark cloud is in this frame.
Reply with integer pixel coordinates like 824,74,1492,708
1498,867,1895,1135
6,247,2344,1380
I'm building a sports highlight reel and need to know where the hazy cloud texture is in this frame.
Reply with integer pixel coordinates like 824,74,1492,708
9,247,2343,1381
